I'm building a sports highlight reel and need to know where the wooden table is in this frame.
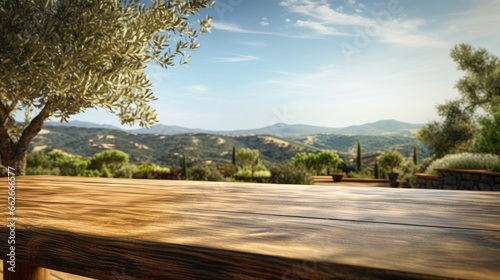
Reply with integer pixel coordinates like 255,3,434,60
1,176,500,280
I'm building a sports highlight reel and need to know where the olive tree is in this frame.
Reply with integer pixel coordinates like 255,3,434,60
0,0,214,175
418,44,499,158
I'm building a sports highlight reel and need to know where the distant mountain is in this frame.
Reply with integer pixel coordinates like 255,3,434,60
45,120,122,131
335,120,424,135
132,119,424,137
132,124,213,135
45,119,425,137
33,125,429,167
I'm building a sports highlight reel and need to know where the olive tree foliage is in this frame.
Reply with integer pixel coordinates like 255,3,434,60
236,148,259,170
0,0,214,175
418,44,500,158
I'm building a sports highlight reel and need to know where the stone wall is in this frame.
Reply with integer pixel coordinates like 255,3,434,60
414,168,500,191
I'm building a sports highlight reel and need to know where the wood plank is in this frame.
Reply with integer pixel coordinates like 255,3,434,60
1,176,499,279
5,176,500,231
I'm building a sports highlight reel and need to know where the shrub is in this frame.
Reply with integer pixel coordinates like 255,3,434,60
253,170,271,177
26,167,60,176
379,150,404,173
425,153,500,175
189,165,225,181
79,169,102,177
269,164,312,185
397,161,419,188
347,169,373,178
234,169,252,177
218,164,238,177
114,164,140,178
490,163,500,172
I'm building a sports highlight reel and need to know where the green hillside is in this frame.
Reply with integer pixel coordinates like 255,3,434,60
292,134,430,159
29,125,429,168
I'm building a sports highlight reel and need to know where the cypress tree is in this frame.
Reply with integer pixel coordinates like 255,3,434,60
413,145,418,165
232,145,236,165
182,153,188,178
357,141,362,171
374,161,380,179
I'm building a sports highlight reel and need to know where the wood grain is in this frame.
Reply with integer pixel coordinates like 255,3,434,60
1,176,500,280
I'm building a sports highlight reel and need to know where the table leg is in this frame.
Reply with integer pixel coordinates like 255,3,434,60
3,260,50,280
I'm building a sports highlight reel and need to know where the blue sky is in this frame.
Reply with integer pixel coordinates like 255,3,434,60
72,0,500,130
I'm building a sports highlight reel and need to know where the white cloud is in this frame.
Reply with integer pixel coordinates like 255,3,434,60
215,54,260,63
185,85,208,94
260,21,269,26
262,17,268,21
279,0,448,48
236,41,267,46
285,18,291,22
358,3,366,8
211,21,327,39
348,0,356,5
294,20,343,35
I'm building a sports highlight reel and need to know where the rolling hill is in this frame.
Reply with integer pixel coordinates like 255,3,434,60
49,119,425,137
29,125,429,168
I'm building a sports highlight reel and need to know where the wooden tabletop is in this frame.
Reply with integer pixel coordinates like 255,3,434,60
1,176,500,280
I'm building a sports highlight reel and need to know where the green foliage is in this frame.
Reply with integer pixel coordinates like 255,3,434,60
450,44,500,112
236,148,259,169
490,163,500,172
232,145,236,165
182,153,188,178
189,165,225,182
79,169,102,177
474,106,500,154
269,164,313,185
135,164,155,179
253,170,271,177
218,163,238,178
291,150,340,175
418,100,477,157
113,164,140,178
357,141,362,171
378,150,404,173
100,167,113,178
413,145,418,165
0,0,214,128
89,150,128,176
347,169,373,179
26,167,60,176
397,161,419,188
425,153,500,175
419,44,500,158
27,151,52,169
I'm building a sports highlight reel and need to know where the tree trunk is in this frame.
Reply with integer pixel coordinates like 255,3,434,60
0,150,28,176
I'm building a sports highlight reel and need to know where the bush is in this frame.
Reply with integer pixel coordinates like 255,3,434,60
397,161,419,188
189,165,225,181
490,163,500,172
253,170,271,177
347,169,373,178
425,153,500,175
234,169,252,177
114,164,140,178
218,164,238,177
269,164,312,185
379,150,404,173
26,167,60,176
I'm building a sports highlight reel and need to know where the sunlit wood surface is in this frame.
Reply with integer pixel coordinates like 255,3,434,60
1,176,500,280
